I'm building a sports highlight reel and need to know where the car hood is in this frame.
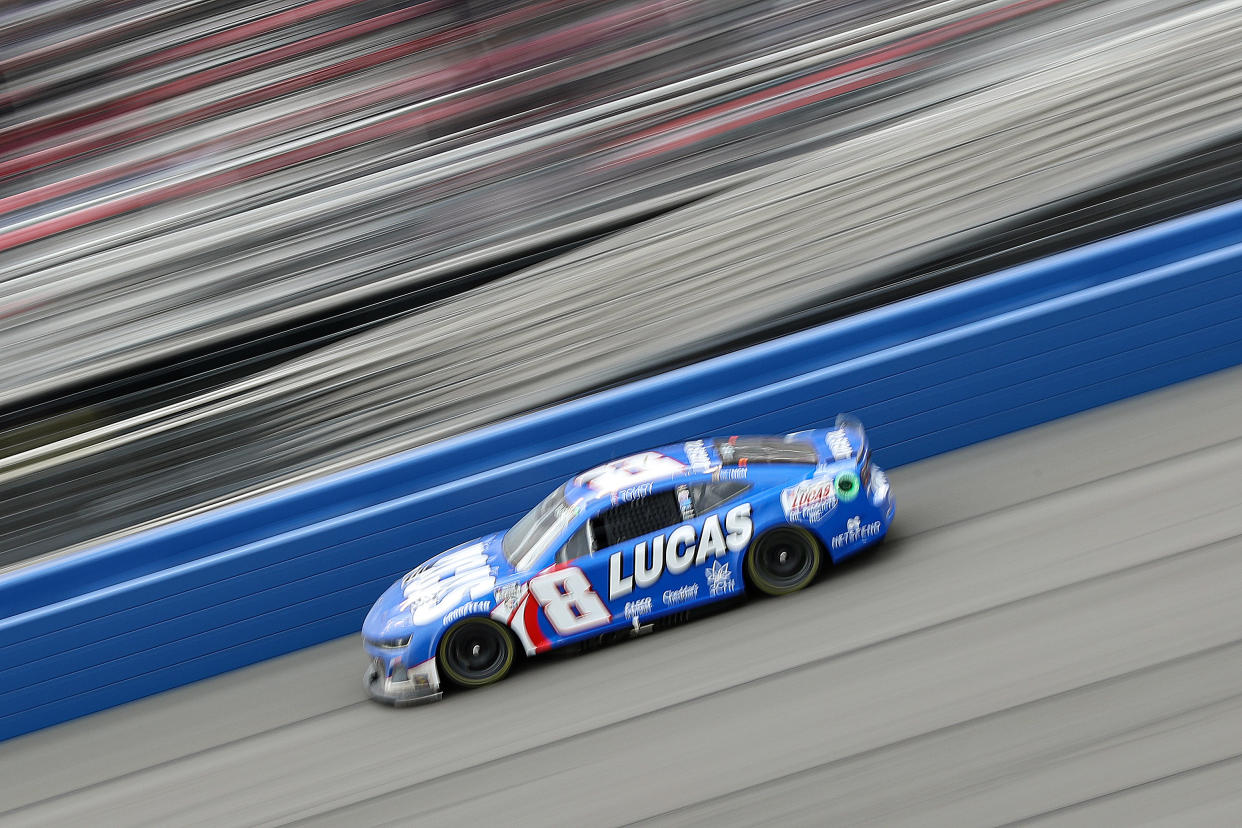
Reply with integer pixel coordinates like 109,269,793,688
363,532,516,642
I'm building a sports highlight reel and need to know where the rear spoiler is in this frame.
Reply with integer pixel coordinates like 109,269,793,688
824,413,870,465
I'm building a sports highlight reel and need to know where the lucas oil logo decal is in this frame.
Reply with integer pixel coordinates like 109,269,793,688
781,478,837,522
609,503,753,600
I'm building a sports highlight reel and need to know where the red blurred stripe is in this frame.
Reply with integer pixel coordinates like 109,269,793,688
0,0,391,110
0,0,1066,252
0,5,671,251
125,0,380,74
0,1,205,75
0,0,570,181
609,66,917,166
606,0,1070,160
0,0,450,150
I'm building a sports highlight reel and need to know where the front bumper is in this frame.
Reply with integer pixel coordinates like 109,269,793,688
364,655,443,706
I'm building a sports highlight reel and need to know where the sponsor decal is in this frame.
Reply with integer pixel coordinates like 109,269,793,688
608,503,754,600
663,584,699,606
443,600,493,626
684,439,714,471
615,481,654,503
493,582,528,614
399,544,497,626
676,484,694,520
826,429,854,460
624,596,653,619
781,478,837,522
704,560,736,596
831,515,883,551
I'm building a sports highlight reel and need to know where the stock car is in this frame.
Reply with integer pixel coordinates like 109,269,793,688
362,414,895,705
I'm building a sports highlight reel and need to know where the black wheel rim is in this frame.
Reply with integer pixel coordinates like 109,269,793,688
756,531,814,588
446,623,505,680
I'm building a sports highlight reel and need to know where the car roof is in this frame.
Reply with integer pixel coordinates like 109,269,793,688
562,435,822,509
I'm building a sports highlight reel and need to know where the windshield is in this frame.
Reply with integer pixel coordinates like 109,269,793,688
502,484,576,569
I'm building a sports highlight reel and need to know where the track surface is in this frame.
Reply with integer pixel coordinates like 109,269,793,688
3,366,1242,826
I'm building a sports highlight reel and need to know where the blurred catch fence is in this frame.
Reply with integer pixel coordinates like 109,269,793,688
3,0,1242,563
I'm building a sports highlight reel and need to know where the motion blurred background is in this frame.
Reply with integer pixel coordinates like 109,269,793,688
3,0,1242,567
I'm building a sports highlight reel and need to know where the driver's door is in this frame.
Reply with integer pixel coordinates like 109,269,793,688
527,487,689,645
523,518,618,646
577,487,697,628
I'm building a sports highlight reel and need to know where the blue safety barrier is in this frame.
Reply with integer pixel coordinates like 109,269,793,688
4,200,1242,742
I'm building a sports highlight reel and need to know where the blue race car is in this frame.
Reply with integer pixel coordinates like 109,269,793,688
362,414,894,705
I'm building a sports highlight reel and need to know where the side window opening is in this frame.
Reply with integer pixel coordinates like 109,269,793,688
558,523,592,563
590,490,682,549
715,436,817,466
689,481,751,514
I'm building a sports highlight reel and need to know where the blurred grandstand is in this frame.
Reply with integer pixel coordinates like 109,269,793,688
2,0,1242,565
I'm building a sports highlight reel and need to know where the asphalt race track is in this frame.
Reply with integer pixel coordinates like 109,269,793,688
3,365,1242,826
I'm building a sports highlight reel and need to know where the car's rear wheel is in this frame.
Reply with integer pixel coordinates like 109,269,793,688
745,527,822,596
438,617,516,688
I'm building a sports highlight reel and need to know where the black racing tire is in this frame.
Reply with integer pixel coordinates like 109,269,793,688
745,526,823,596
438,617,516,688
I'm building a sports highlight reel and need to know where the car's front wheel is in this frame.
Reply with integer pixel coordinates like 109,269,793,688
745,527,823,596
438,617,516,688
